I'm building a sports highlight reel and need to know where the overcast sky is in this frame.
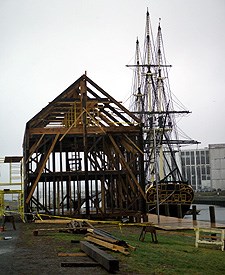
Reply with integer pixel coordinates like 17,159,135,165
0,0,225,159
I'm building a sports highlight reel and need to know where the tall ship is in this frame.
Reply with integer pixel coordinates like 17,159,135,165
127,10,199,218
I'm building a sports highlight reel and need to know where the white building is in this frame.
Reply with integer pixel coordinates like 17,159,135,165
181,148,210,191
209,144,225,190
181,144,225,191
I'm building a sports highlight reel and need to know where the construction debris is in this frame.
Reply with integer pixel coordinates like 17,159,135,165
31,218,140,272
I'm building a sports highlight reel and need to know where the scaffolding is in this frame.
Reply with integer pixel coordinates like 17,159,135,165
0,156,24,221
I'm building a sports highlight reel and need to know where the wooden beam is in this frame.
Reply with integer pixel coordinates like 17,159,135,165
84,235,129,255
28,126,140,135
59,110,85,141
85,75,140,123
28,134,45,159
33,227,74,236
25,134,59,204
108,134,146,199
80,241,119,273
61,262,99,267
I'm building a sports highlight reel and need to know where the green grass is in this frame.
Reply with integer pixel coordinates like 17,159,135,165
102,226,225,275
33,224,225,274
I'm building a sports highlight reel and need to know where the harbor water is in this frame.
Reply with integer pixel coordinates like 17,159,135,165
184,204,225,225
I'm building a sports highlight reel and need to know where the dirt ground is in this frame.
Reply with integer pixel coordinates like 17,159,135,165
0,219,123,275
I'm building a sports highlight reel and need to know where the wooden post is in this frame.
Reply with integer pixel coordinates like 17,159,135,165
209,206,216,227
165,204,170,216
177,204,182,218
80,77,90,217
142,214,148,222
192,205,197,221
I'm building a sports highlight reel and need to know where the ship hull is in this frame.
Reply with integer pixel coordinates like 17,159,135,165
146,182,194,218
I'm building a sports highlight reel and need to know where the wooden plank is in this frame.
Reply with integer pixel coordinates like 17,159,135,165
33,227,74,236
108,134,146,199
58,252,87,257
84,235,129,255
86,228,131,248
86,232,119,244
61,262,99,267
80,241,119,273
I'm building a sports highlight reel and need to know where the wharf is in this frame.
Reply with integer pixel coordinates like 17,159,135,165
193,196,225,207
148,214,225,231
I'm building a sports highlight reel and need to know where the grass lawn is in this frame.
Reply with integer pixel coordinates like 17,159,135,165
94,225,225,275
33,223,225,275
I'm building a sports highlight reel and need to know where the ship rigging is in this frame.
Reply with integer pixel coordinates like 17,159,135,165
127,10,199,218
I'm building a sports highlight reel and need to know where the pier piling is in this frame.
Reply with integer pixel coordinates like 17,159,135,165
192,205,197,221
209,206,216,227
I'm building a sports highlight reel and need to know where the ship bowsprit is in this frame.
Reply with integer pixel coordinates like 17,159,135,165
146,182,194,218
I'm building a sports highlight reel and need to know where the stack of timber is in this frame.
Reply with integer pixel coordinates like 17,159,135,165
85,228,136,255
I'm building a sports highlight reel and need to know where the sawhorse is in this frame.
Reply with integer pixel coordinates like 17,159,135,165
139,226,158,243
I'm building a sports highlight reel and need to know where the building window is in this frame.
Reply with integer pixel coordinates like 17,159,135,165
191,151,195,165
196,153,200,165
206,151,209,164
186,157,190,165
187,166,191,181
201,154,205,165
201,166,206,175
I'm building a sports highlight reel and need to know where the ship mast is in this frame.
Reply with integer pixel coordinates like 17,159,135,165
127,10,198,186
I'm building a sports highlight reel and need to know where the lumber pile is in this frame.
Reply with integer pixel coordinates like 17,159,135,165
84,228,135,255
33,218,138,272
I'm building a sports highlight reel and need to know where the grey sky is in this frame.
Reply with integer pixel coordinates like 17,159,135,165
0,0,225,158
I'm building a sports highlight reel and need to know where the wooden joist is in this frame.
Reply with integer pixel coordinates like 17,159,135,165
80,241,119,273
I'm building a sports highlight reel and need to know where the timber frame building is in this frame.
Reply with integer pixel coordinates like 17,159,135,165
23,74,146,219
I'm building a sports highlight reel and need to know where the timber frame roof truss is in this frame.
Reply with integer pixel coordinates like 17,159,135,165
23,74,146,219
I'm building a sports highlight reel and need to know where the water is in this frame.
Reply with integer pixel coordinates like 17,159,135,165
184,204,225,225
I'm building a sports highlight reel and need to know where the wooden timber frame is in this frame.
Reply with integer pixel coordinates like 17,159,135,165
23,74,146,219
